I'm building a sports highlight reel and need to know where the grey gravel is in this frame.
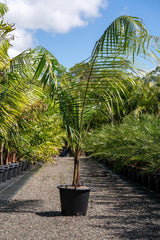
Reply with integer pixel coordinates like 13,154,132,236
0,157,160,240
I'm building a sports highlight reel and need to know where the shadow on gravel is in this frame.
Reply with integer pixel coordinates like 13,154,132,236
90,222,160,239
0,200,63,217
80,158,160,239
36,211,62,217
0,199,43,213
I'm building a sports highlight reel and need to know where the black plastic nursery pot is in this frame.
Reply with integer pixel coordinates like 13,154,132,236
131,167,137,182
26,160,31,168
121,166,129,178
0,167,4,183
57,185,92,216
148,173,156,191
141,172,148,187
7,164,14,180
21,161,26,171
135,168,142,185
12,163,19,178
22,160,30,171
2,165,9,182
154,173,160,194
127,166,133,180
17,161,23,175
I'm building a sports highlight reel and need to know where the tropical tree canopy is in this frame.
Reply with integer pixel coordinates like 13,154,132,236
0,3,65,165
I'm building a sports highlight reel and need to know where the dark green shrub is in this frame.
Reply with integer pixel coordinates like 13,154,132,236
84,114,160,173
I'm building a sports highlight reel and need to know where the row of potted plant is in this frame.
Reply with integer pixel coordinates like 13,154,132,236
105,160,160,194
0,160,31,184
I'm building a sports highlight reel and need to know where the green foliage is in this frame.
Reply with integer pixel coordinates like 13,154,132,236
16,98,65,163
0,3,65,164
61,15,160,148
0,76,65,163
123,67,160,118
84,114,160,173
0,3,15,69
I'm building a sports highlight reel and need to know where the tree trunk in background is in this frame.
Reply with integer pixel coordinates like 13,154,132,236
12,152,16,162
5,150,9,165
0,143,4,165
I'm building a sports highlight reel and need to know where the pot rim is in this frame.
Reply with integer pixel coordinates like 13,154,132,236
57,184,92,191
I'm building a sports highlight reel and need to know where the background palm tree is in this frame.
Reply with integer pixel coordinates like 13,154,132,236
0,3,65,165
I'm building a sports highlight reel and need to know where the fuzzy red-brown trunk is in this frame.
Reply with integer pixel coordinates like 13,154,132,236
12,152,16,162
72,147,80,187
5,150,9,165
0,143,4,165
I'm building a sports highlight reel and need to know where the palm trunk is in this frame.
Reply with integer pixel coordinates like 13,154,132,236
0,143,4,165
5,150,9,165
72,146,80,187
12,152,16,162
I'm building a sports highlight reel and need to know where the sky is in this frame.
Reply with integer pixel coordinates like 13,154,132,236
3,0,160,70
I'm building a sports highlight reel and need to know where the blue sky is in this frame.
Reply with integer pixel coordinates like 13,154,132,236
4,0,160,70
44,0,160,69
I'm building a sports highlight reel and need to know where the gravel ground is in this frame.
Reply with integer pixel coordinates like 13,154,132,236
0,157,160,240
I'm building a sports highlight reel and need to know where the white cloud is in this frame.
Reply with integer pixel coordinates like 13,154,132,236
3,0,108,57
5,0,108,33
8,28,34,58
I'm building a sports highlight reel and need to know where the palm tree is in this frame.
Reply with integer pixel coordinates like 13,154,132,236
0,3,15,70
0,3,64,165
0,3,16,164
38,16,160,186
60,16,160,186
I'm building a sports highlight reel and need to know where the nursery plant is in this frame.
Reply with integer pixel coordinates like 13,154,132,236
84,114,160,173
1,2,160,214
38,15,160,188
0,3,65,165
33,15,160,215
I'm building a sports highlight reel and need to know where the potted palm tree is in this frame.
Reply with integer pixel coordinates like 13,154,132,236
1,4,159,213
34,16,160,215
